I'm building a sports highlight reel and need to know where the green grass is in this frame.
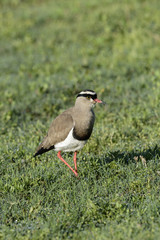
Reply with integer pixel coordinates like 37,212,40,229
1,0,160,239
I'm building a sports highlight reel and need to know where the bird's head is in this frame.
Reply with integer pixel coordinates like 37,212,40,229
75,89,105,108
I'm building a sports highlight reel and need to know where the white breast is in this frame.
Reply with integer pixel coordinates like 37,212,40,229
54,128,87,152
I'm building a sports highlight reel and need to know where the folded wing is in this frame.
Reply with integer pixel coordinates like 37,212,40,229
34,112,74,157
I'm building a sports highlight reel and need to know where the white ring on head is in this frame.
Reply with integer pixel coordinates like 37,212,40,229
79,91,96,96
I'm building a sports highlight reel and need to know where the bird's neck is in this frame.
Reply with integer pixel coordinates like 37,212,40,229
72,105,95,141
74,102,93,113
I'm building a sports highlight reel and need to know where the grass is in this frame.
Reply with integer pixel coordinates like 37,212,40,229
0,0,160,239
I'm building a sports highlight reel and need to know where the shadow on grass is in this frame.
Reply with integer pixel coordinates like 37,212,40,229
102,145,160,165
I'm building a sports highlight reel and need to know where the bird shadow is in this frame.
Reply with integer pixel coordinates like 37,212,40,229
100,144,160,165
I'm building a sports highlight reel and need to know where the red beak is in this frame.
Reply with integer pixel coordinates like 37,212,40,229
94,98,103,103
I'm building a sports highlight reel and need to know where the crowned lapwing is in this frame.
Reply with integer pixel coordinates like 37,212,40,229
34,90,104,177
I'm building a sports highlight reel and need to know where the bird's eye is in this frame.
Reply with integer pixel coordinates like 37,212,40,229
86,96,91,99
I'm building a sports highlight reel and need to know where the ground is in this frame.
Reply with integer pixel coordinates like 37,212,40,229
0,0,160,239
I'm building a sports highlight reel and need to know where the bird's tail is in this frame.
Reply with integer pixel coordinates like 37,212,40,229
34,136,54,157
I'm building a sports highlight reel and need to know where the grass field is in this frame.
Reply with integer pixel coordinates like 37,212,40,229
1,0,160,239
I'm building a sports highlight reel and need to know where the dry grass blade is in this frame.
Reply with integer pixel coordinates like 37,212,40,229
140,155,147,167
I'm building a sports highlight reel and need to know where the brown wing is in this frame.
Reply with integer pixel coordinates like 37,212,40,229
34,111,74,157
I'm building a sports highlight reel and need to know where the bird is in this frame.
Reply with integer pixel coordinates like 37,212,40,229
34,89,104,177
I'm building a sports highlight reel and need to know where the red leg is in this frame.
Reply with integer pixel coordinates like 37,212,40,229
57,151,78,177
73,151,77,172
